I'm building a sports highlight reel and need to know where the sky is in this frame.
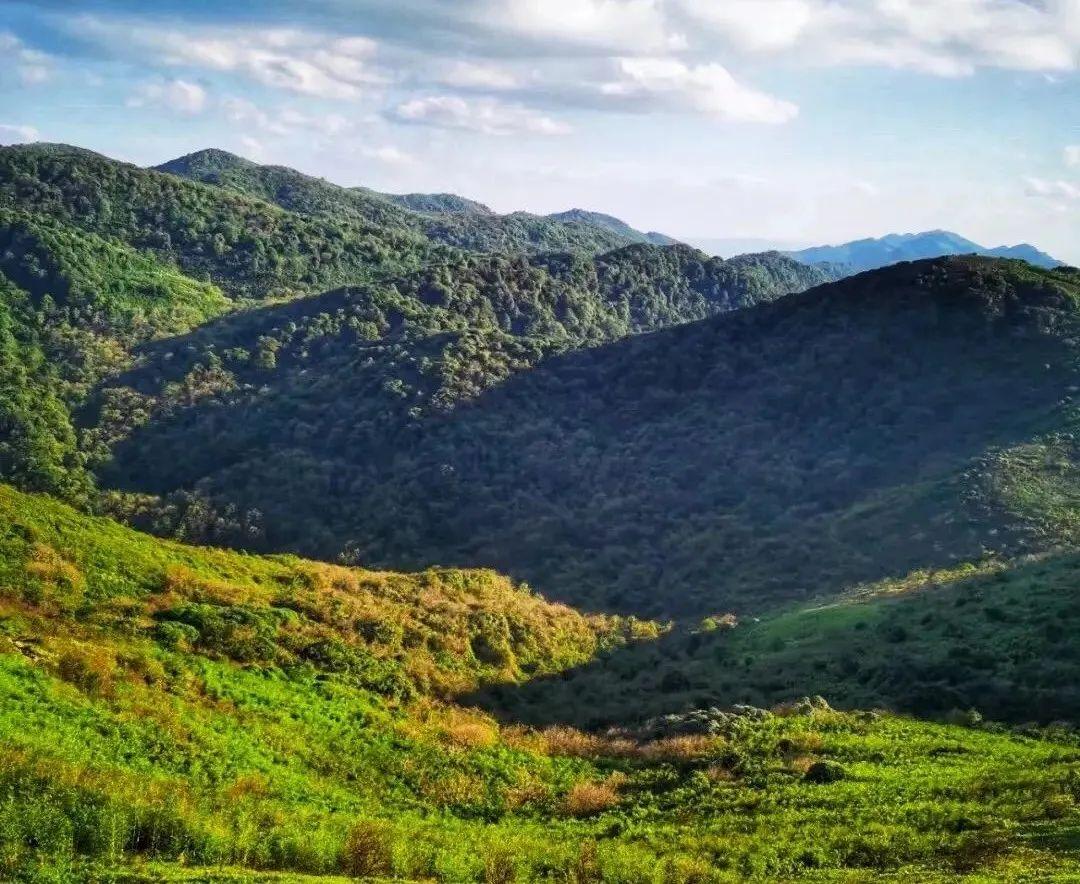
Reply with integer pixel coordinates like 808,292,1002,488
1,0,1078,262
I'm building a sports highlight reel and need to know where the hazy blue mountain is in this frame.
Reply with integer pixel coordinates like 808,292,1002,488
787,230,1062,274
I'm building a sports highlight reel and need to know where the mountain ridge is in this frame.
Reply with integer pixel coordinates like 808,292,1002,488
788,229,1063,274
155,147,678,256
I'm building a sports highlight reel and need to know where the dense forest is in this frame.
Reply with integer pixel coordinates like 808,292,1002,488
101,256,1080,616
0,142,831,548
157,147,675,256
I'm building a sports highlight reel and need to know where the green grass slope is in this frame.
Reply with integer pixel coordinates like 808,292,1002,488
3,484,1080,882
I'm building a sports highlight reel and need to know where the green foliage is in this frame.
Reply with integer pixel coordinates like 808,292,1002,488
478,551,1080,728
102,256,1080,617
0,143,436,300
6,142,1080,883
156,148,663,257
1,485,1080,882
0,276,91,500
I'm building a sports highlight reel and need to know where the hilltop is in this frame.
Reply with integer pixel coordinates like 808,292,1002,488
155,147,676,256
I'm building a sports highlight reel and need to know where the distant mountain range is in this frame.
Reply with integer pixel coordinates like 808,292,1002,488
786,230,1063,274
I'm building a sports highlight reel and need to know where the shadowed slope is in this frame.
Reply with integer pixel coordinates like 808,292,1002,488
101,257,1080,616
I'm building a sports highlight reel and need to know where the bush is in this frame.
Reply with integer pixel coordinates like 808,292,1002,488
56,644,117,696
803,761,847,784
340,820,393,878
563,781,619,817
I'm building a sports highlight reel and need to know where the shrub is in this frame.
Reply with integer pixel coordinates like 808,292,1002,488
563,781,619,817
340,820,393,878
154,621,199,650
570,840,602,884
944,708,984,728
539,726,601,758
803,761,847,784
56,643,117,696
484,847,517,884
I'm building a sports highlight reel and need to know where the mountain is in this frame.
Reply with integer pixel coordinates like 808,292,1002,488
788,230,1063,274
546,209,679,246
1,142,434,300
684,236,807,258
156,148,661,256
4,141,1080,881
0,142,831,535
99,256,1080,620
4,482,1077,881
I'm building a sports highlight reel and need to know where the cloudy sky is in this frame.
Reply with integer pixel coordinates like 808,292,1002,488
2,0,1079,261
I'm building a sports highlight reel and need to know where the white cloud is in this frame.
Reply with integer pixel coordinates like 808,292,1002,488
482,0,685,54
678,0,1080,76
676,0,813,51
361,145,417,166
601,58,798,124
239,135,267,161
129,79,208,114
222,96,353,137
0,123,40,144
440,61,519,90
78,18,386,100
1066,145,1080,168
1025,175,1080,201
0,31,54,85
392,95,571,135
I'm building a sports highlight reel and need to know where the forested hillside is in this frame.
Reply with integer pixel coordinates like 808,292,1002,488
0,143,437,300
155,148,664,256
102,257,1080,617
0,143,827,541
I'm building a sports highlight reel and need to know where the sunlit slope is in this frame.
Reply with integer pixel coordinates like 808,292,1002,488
3,484,1080,882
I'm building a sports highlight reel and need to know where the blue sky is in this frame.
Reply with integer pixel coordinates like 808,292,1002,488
1,0,1078,262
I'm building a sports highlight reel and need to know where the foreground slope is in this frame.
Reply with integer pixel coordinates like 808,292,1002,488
3,484,1080,882
102,257,1080,616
